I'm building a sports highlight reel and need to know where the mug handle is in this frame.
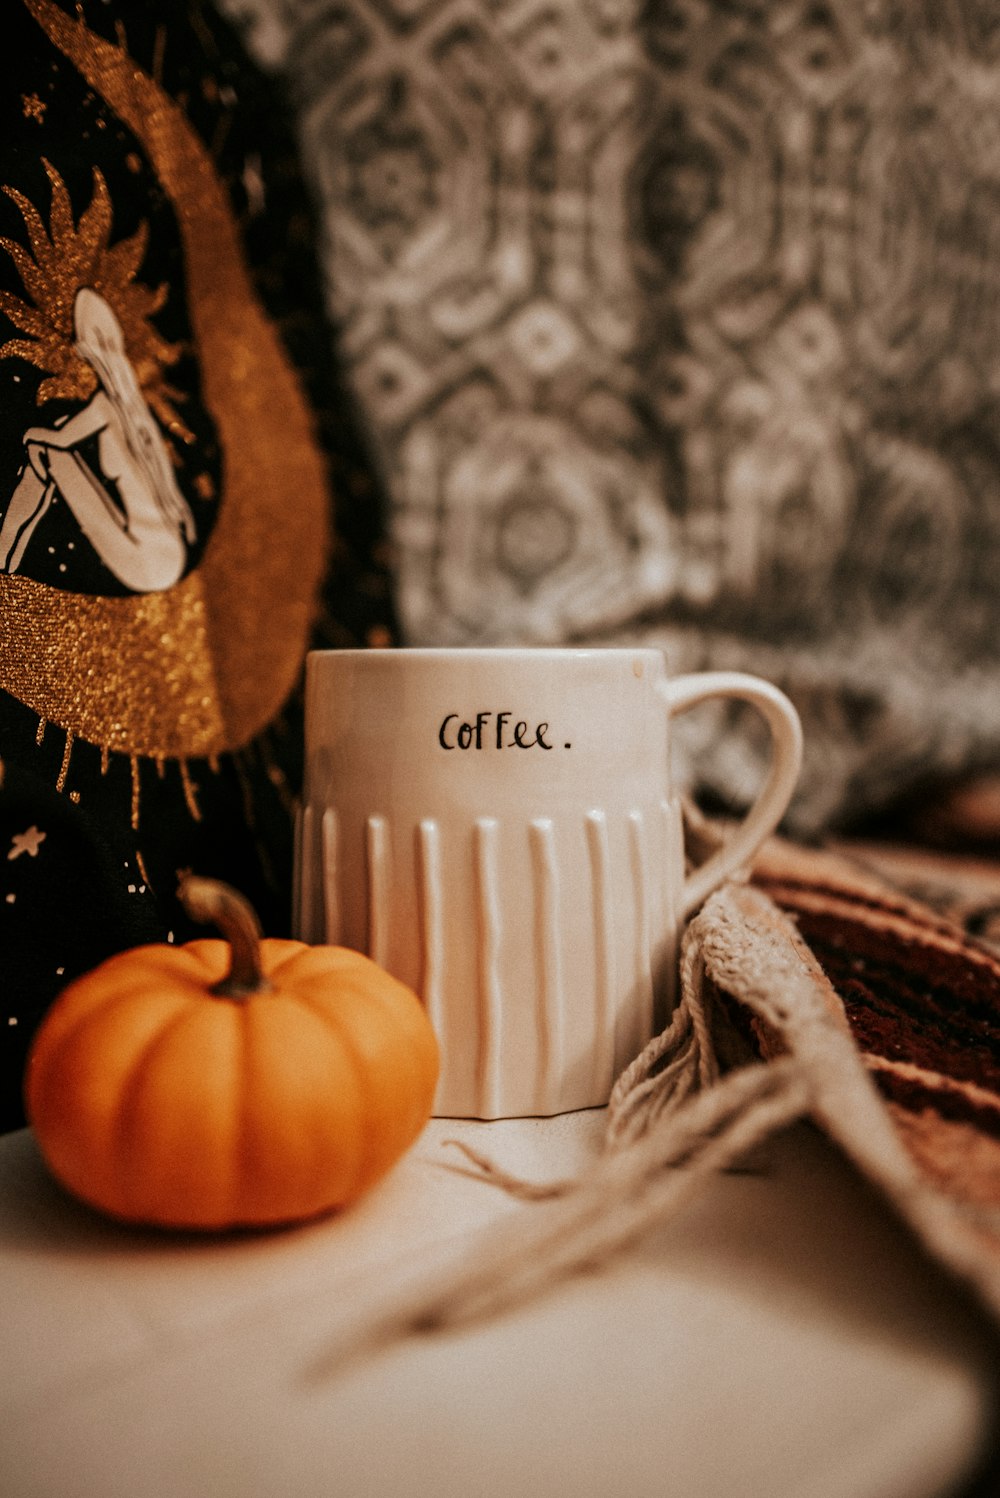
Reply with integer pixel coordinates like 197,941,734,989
657,672,803,921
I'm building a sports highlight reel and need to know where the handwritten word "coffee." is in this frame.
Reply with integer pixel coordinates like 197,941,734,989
438,712,558,751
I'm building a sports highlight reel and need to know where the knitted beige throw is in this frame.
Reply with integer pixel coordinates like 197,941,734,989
308,836,1000,1378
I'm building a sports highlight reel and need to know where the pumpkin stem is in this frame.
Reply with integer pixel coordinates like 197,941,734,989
178,876,272,999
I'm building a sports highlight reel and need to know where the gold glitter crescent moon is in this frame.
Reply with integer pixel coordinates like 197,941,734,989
0,0,330,758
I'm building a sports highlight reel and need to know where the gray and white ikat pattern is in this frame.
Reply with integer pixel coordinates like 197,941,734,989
227,0,1000,832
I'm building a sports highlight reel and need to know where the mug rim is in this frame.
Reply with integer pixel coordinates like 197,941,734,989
306,646,666,663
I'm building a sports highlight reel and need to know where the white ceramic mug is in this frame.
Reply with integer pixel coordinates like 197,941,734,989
295,648,802,1118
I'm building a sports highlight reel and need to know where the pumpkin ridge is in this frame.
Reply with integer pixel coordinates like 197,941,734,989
37,951,210,1048
284,970,437,1142
278,987,375,1197
160,939,248,989
111,1003,224,1213
257,943,315,982
299,967,429,1051
231,995,252,1226
26,982,193,1133
91,943,230,988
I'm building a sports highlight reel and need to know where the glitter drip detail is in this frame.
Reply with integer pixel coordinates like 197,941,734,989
55,729,73,793
128,754,140,830
30,712,223,829
178,759,201,822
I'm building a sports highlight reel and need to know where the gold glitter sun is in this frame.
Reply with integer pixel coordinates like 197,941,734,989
0,157,193,443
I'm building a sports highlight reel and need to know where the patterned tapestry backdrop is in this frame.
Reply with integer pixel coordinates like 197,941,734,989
223,0,1000,833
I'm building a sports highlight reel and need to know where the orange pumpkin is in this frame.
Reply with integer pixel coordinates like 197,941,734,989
25,877,439,1230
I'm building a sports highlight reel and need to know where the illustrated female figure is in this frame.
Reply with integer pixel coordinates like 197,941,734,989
0,286,195,592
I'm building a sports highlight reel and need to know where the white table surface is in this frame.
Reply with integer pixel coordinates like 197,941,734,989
1,1111,997,1498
